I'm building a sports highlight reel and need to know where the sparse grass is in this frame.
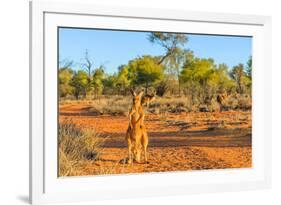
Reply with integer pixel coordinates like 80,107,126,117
148,96,192,113
94,96,130,116
59,94,251,118
237,95,251,110
221,94,251,111
148,94,251,113
58,120,106,176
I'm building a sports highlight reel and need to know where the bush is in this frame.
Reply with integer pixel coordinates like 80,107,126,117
223,94,251,111
58,121,105,176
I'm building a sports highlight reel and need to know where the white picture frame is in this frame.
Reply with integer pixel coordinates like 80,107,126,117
30,0,272,204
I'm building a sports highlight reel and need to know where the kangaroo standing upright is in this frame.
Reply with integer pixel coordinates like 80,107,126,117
125,90,150,164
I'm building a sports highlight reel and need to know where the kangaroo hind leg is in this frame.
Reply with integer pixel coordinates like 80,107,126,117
127,136,133,164
142,131,148,163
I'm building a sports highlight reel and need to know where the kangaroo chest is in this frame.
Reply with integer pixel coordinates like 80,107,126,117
131,111,140,121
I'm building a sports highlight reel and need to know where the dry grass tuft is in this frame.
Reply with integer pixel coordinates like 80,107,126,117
59,94,251,118
223,94,252,111
148,96,192,113
58,120,106,176
147,94,251,113
85,96,131,116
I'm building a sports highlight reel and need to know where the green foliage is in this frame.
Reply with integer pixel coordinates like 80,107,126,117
92,67,105,97
215,64,236,92
246,56,252,79
126,55,164,90
180,57,236,105
230,63,251,94
181,58,215,84
116,65,131,94
71,70,88,99
102,74,118,94
59,68,74,97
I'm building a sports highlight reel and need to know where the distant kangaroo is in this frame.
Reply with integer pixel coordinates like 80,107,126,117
125,89,154,164
141,92,156,108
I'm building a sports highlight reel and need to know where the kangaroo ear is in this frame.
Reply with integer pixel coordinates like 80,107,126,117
130,88,136,97
138,91,144,98
150,95,156,102
147,95,155,104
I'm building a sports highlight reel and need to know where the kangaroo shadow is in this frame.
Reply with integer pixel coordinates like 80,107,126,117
100,128,252,149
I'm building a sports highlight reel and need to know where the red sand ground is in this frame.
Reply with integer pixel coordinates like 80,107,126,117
59,103,252,176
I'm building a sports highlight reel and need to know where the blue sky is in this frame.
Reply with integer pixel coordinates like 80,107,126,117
59,28,252,74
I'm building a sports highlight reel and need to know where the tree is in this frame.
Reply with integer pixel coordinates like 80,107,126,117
81,50,94,97
102,74,118,95
180,57,222,104
71,70,88,99
155,79,169,97
149,33,189,95
126,56,164,92
82,50,94,78
115,65,131,95
246,56,252,79
58,68,74,97
230,63,249,94
92,67,105,98
148,32,188,65
216,64,235,93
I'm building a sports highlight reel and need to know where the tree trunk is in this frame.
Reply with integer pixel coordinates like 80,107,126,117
75,91,79,100
157,52,171,65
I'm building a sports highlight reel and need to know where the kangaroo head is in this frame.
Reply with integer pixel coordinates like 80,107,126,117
141,93,156,106
130,89,144,108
